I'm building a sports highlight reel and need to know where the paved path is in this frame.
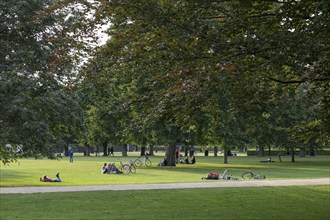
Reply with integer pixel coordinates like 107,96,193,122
1,178,329,194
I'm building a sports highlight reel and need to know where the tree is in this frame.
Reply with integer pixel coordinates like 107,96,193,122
80,0,329,164
0,0,87,163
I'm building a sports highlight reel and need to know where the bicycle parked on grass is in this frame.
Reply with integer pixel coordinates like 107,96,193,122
242,171,266,179
202,169,240,180
118,160,136,174
133,156,152,167
222,169,240,180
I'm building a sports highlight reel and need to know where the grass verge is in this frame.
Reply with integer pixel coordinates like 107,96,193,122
1,185,329,220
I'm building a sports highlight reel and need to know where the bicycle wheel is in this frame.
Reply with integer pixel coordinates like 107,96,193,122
130,165,136,174
121,165,130,174
145,159,152,167
134,159,142,167
242,172,253,179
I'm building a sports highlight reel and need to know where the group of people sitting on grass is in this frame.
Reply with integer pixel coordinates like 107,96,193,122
158,155,196,166
175,149,196,164
184,155,196,164
101,162,122,174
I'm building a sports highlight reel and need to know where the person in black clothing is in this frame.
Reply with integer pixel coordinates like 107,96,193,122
190,155,196,164
158,157,168,166
184,156,189,164
109,146,114,156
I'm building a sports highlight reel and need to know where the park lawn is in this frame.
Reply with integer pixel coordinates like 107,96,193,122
1,185,329,220
0,155,329,187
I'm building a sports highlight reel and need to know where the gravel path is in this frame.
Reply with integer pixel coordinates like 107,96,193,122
1,178,329,194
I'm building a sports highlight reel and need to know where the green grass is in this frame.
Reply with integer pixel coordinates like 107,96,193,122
1,154,329,187
1,185,329,220
0,154,329,219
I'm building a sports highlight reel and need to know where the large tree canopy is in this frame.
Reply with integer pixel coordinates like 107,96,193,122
0,0,88,163
2,0,328,164
80,0,329,164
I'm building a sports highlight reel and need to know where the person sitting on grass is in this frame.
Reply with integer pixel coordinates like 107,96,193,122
101,163,110,174
40,173,61,182
184,156,190,164
107,162,122,174
158,157,168,166
178,154,184,164
190,155,196,164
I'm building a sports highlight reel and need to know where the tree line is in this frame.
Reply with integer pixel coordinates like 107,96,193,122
1,0,329,164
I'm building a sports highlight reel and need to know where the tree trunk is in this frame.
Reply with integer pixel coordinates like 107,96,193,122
84,143,90,156
64,146,69,157
122,144,128,156
291,148,295,162
184,146,188,156
140,146,146,156
204,150,209,156
103,142,108,156
149,144,154,156
258,146,265,157
214,147,218,157
223,146,228,164
268,145,271,157
165,145,176,166
309,147,315,156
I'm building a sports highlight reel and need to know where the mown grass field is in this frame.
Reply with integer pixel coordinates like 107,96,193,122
1,185,329,220
0,153,329,187
0,154,329,220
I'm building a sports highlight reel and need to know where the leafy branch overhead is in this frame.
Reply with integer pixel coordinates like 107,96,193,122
1,0,328,164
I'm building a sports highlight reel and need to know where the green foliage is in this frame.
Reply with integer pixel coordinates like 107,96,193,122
81,0,329,165
3,0,328,164
0,0,86,163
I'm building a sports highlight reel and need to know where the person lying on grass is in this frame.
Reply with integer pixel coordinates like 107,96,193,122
40,173,62,182
260,157,275,163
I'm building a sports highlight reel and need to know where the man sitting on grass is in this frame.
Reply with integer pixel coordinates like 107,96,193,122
40,173,62,182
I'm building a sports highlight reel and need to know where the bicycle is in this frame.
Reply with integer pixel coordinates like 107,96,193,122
202,169,240,180
133,157,152,167
241,171,266,179
117,161,136,174
221,169,240,180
